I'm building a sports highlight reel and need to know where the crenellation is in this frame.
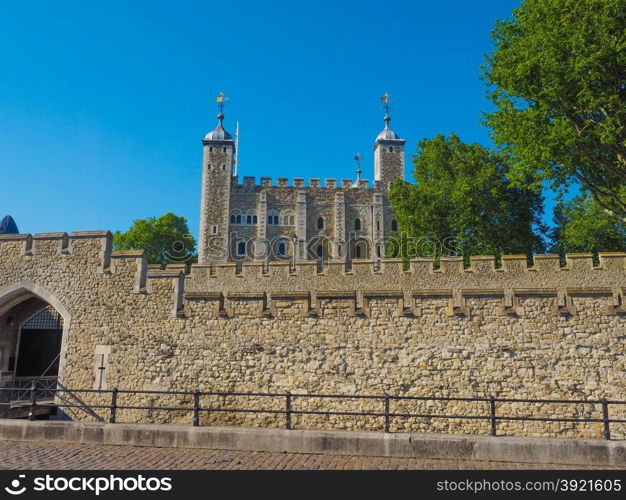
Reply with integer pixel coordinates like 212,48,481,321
309,178,320,188
293,178,304,188
341,179,352,189
564,253,596,271
146,270,185,317
350,259,375,278
261,177,272,187
531,254,561,272
68,232,112,269
0,234,32,258
293,260,318,278
4,234,626,299
324,259,347,276
410,258,434,274
211,262,238,278
380,259,405,276
325,178,336,189
501,255,528,273
263,260,292,279
277,177,288,187
599,252,626,271
32,232,70,256
468,255,497,273
111,250,147,293
437,256,464,274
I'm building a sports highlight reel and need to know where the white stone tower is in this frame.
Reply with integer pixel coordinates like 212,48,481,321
198,107,235,263
374,96,406,188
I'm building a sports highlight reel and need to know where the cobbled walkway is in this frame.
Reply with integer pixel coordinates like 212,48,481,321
0,441,621,470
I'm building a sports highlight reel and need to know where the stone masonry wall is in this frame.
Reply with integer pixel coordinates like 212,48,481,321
0,231,625,439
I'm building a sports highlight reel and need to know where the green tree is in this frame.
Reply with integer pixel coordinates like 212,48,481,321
113,212,196,265
483,0,626,220
551,191,626,254
388,134,545,259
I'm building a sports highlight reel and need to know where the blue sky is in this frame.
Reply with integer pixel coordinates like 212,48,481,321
1,0,526,239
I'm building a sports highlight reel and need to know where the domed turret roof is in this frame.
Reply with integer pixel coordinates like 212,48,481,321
376,114,401,141
204,113,232,141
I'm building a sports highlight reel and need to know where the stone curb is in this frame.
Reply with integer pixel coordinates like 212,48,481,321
0,420,624,467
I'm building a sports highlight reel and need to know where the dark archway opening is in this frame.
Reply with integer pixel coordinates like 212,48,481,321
15,305,63,377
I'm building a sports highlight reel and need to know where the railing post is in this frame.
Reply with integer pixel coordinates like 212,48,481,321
108,388,118,424
285,392,292,430
489,396,497,437
193,391,200,427
384,394,390,433
28,381,37,421
601,398,611,440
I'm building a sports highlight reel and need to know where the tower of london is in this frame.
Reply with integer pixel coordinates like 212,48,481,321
198,103,406,263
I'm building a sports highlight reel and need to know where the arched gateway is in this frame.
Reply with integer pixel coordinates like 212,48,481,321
0,281,71,418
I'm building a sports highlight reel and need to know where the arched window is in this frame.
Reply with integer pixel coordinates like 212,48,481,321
389,146,393,153
222,164,226,171
376,220,380,232
267,210,280,225
230,210,242,225
237,241,246,256
242,210,256,226
207,163,212,171
289,216,295,225
209,147,213,152
253,215,258,224
391,219,398,231
355,245,362,259
317,217,324,230
281,211,294,226
277,242,286,257
316,245,323,258
223,147,227,152
354,218,361,231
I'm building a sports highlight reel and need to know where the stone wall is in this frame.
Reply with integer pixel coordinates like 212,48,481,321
0,231,624,439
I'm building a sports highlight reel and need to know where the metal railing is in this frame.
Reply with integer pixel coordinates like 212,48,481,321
9,377,58,402
0,385,624,440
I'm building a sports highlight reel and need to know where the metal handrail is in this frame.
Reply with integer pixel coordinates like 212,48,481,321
0,386,622,440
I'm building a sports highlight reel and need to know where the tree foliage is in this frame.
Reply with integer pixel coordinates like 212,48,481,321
113,212,196,265
388,134,546,259
484,0,626,220
551,191,626,254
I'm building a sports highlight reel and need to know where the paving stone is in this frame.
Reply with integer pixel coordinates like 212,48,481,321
0,441,622,470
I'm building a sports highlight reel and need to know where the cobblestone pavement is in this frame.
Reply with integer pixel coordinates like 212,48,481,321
0,441,622,470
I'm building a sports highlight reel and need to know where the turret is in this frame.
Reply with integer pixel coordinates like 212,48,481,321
198,101,236,263
373,94,405,189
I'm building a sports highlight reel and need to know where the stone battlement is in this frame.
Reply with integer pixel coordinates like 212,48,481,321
2,232,626,319
234,176,381,190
